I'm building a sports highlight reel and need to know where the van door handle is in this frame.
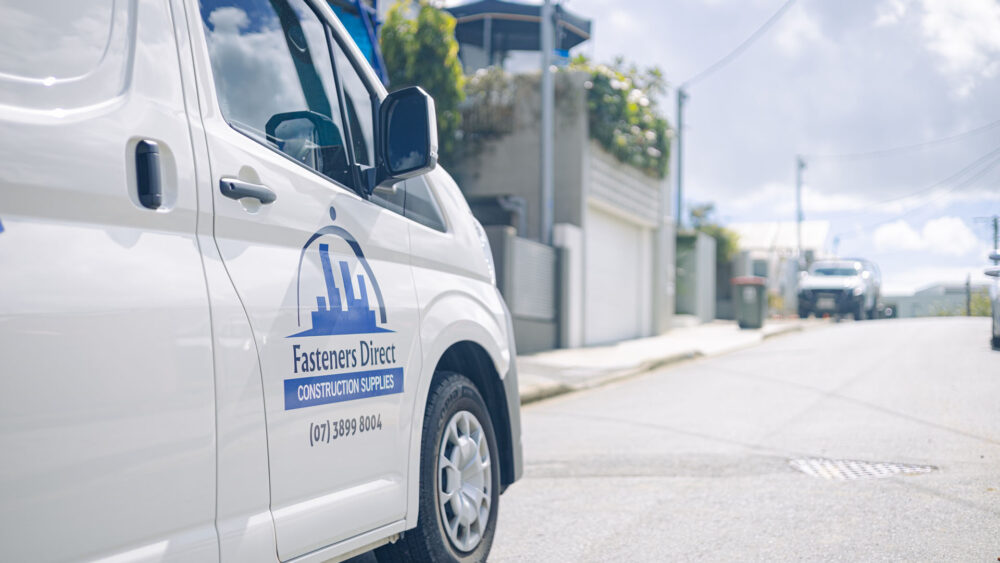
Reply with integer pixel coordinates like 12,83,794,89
220,178,277,204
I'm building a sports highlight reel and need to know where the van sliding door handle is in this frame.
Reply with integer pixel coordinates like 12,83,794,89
220,178,277,204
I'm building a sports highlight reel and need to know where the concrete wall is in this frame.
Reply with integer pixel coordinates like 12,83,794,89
676,232,717,323
449,71,589,240
553,223,584,348
457,71,675,346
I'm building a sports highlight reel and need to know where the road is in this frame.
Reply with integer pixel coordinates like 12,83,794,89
489,317,999,561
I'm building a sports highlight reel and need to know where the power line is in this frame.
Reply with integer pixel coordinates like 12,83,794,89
835,148,1000,240
682,0,797,87
867,143,1000,206
804,117,1000,161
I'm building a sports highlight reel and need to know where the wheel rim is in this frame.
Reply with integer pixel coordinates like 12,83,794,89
437,409,492,552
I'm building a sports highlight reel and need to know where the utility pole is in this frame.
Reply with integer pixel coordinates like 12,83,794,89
975,215,999,263
795,155,806,267
539,0,555,245
966,274,972,316
675,87,688,229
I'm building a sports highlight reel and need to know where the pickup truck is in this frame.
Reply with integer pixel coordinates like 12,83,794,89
798,259,879,320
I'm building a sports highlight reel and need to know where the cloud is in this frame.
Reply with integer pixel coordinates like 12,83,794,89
726,178,1000,220
921,215,981,254
208,6,250,32
881,264,992,294
918,0,1000,96
872,216,981,256
772,4,826,57
873,219,924,251
874,0,911,27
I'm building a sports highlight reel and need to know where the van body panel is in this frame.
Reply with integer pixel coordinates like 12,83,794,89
0,0,218,560
0,0,522,559
167,1,280,560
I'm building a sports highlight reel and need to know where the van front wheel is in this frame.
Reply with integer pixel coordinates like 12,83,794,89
375,372,500,563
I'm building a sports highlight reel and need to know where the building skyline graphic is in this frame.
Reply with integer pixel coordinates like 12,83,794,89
290,242,391,337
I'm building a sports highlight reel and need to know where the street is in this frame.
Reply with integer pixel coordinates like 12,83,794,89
489,317,999,561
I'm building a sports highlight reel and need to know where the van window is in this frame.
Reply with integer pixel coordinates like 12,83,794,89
0,1,113,80
368,176,447,232
329,35,375,168
199,0,354,187
403,175,447,232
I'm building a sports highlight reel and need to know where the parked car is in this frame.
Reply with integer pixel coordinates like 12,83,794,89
0,1,522,561
798,259,879,320
987,250,1000,351
843,257,882,318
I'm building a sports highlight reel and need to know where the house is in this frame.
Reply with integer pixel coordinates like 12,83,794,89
885,283,990,317
727,220,831,314
450,70,674,351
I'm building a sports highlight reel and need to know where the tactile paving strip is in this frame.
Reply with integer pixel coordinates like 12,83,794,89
788,457,936,480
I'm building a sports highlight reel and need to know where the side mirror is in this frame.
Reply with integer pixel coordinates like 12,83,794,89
265,110,347,177
376,86,438,188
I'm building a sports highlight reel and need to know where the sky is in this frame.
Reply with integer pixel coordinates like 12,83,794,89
451,0,1000,294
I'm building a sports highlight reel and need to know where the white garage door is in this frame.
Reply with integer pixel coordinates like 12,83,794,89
584,203,652,345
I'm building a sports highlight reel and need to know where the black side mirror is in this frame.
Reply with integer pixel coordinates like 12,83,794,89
265,110,349,181
376,86,437,188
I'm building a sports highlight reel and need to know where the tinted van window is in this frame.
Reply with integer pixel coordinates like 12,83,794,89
199,0,353,186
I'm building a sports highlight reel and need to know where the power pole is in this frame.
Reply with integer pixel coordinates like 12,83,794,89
795,155,806,267
675,87,688,230
540,0,555,245
966,274,972,316
974,215,999,263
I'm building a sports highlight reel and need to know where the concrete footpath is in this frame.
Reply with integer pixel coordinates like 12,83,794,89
517,319,818,404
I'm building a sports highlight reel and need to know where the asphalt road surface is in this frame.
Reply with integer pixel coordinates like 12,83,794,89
489,317,999,561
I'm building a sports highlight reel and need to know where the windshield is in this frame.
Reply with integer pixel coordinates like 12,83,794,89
811,267,858,276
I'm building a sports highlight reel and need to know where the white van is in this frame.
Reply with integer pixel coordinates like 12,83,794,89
0,1,522,562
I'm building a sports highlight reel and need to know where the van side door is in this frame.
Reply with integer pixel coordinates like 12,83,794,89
0,1,217,561
185,0,421,559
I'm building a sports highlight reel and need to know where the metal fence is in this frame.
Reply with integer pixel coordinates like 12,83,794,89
485,226,560,354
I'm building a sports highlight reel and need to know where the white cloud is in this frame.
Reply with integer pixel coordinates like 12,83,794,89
773,4,825,57
881,265,992,294
726,180,1000,219
918,0,1000,96
872,216,981,256
873,219,924,251
921,215,981,254
874,0,911,27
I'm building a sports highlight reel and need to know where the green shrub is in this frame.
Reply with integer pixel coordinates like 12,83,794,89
569,55,671,178
380,1,465,167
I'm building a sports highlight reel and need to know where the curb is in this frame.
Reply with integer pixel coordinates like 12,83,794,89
762,323,805,340
519,350,700,406
519,322,812,406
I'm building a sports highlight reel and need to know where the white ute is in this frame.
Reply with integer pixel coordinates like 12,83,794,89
0,1,522,562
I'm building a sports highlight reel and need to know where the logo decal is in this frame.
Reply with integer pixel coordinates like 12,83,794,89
283,206,403,411
289,206,391,337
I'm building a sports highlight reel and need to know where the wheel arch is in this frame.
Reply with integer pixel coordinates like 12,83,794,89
434,341,517,494
403,289,518,529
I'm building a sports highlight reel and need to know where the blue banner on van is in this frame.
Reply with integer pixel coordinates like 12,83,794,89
284,367,404,409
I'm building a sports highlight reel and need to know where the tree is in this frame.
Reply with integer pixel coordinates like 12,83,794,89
689,203,739,264
380,1,465,167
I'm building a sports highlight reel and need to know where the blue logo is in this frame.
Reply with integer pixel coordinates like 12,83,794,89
289,206,391,338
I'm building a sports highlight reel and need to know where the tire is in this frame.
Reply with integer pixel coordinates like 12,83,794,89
798,307,810,319
853,301,865,321
375,372,500,563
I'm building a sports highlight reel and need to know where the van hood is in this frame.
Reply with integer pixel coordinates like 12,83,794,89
799,276,862,291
